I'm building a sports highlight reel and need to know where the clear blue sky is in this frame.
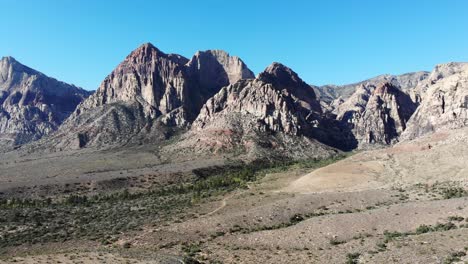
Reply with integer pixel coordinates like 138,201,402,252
2,0,468,90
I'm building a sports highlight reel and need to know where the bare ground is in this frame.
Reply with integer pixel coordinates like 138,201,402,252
1,128,468,263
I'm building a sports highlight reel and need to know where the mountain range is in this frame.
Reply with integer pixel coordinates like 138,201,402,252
2,43,468,160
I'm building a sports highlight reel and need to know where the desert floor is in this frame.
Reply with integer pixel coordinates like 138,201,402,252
1,129,468,263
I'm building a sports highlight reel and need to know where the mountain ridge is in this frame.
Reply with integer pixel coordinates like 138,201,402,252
0,56,92,148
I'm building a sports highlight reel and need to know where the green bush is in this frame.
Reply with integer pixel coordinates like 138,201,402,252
346,252,361,264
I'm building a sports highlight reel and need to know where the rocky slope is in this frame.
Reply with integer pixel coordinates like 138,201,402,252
0,56,91,149
170,63,347,160
345,82,417,147
314,71,428,107
44,43,254,150
332,81,417,147
401,62,468,140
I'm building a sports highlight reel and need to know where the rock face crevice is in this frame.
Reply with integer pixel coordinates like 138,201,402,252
0,56,91,148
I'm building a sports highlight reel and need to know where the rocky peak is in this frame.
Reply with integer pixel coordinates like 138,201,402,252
80,42,190,114
315,71,429,107
191,50,253,78
402,62,468,140
0,57,91,148
258,63,321,113
1,56,22,68
373,82,400,95
1,56,41,88
174,62,348,159
47,44,256,150
127,43,162,62
350,82,417,146
187,49,254,94
259,62,303,88
335,84,374,122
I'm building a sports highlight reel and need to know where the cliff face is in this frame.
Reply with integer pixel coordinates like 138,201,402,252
353,83,417,146
80,43,191,123
11,40,467,158
0,56,91,148
333,82,417,147
402,63,468,140
46,43,254,149
171,63,338,160
193,63,322,136
314,71,429,105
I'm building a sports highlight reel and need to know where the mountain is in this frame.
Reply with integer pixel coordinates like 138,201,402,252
401,62,468,140
314,71,429,106
0,56,91,148
44,43,254,150
342,82,417,147
171,63,345,160
333,82,417,147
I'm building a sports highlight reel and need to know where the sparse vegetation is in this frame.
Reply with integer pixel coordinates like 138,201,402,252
441,187,468,199
415,222,457,234
345,252,361,264
329,237,346,245
0,154,349,249
444,251,466,264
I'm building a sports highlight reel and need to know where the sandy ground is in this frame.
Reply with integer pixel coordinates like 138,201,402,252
284,128,468,194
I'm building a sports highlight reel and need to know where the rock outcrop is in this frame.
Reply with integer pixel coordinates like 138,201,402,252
402,62,468,140
0,56,91,148
46,43,254,149
314,71,428,107
172,63,341,160
335,82,417,147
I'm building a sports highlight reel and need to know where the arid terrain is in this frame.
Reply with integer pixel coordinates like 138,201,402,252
1,34,468,264
0,126,467,264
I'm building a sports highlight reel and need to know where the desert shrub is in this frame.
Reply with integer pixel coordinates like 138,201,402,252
289,214,305,224
383,230,407,243
444,251,466,264
329,238,346,245
441,187,468,199
346,252,361,264
447,216,464,222
416,224,432,234
182,243,201,257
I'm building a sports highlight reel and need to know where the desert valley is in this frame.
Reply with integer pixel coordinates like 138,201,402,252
0,41,467,264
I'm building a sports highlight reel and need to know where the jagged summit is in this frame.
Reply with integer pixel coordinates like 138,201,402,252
315,71,429,105
1,56,15,63
0,56,42,79
258,62,321,113
124,42,186,65
373,82,401,95
336,81,417,147
171,62,352,159
44,43,256,150
0,57,91,148
1,56,18,63
259,62,299,82
402,62,468,140
187,49,254,92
